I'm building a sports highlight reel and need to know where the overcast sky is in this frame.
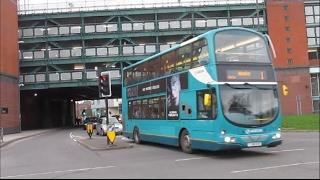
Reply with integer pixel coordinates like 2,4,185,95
18,0,263,12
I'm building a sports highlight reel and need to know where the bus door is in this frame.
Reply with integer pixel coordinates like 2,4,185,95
180,90,217,133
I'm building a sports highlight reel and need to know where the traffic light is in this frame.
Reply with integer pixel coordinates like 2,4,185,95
99,71,111,98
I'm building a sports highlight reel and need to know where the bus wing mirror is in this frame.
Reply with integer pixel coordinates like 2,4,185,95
204,94,212,106
265,34,277,59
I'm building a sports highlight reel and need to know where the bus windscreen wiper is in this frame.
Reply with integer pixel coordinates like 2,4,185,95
224,83,251,89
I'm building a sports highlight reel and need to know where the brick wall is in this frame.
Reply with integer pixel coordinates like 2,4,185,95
267,0,313,115
0,76,20,134
0,0,19,134
276,68,313,115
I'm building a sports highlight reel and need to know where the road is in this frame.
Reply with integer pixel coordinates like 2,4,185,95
1,128,319,179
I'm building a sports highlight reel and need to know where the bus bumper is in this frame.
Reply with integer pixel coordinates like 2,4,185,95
191,139,282,151
267,140,282,147
191,140,243,151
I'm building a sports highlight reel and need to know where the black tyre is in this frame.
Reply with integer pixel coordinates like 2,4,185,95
180,129,193,154
133,128,141,144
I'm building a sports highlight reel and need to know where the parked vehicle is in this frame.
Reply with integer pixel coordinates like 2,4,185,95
96,116,123,136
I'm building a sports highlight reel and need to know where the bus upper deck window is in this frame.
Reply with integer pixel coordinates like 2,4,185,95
215,30,270,63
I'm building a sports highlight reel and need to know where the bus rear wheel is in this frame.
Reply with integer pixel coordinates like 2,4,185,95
180,129,193,154
133,128,141,144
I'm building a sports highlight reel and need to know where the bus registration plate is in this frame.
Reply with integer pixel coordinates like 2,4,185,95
247,142,262,147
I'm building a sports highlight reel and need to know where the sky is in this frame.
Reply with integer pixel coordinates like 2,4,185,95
18,0,264,12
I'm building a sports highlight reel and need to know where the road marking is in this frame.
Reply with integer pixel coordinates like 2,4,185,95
175,157,203,162
269,148,304,153
69,132,78,142
1,165,116,179
231,161,319,174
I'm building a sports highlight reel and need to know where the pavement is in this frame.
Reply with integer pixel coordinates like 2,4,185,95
0,128,57,148
70,130,134,151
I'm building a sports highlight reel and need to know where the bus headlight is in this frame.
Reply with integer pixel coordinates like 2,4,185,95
224,136,236,143
272,132,281,139
221,130,226,135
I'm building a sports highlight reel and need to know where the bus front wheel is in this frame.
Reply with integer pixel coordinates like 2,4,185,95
180,129,193,154
133,128,141,144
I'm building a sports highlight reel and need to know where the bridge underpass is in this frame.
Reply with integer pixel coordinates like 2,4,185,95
20,85,122,130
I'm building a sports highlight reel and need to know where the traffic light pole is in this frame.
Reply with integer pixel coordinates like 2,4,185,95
105,96,109,145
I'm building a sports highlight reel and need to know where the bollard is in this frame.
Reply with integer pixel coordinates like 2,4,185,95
106,125,116,145
86,123,93,139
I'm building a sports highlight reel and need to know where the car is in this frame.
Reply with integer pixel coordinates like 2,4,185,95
96,116,123,136
82,117,99,130
111,114,123,124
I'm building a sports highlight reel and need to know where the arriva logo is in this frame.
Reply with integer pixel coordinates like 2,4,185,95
245,129,264,134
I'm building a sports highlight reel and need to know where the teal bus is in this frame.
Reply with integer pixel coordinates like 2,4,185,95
122,27,282,153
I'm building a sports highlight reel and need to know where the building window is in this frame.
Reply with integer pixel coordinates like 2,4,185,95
309,51,319,60
283,5,288,11
286,37,291,43
305,6,314,15
306,16,314,24
311,73,320,96
308,38,316,46
285,16,290,22
285,26,290,32
315,6,320,15
287,48,292,54
315,16,320,23
288,58,293,65
313,100,320,112
307,28,315,37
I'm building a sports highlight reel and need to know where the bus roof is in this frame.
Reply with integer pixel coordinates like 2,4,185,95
123,27,261,71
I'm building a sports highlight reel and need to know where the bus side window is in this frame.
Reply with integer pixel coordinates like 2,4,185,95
197,90,217,119
212,92,217,119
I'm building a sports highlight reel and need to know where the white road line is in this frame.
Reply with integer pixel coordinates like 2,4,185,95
231,162,319,174
69,132,73,139
175,157,203,162
69,132,78,142
269,148,305,153
1,166,116,179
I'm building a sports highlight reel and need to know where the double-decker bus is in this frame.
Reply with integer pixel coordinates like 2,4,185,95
122,27,282,153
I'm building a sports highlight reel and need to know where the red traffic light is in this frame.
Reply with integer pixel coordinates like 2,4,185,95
99,71,111,97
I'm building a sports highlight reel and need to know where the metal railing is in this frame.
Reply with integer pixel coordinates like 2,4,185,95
18,17,266,38
19,44,169,60
18,0,265,15
0,127,4,143
19,69,121,85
